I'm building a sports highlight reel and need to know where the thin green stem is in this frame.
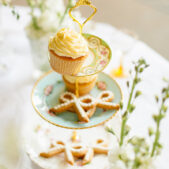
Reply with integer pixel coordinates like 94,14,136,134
132,157,137,169
127,73,137,110
151,102,164,157
119,72,138,146
120,118,127,146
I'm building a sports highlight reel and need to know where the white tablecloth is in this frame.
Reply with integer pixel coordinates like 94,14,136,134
0,6,169,169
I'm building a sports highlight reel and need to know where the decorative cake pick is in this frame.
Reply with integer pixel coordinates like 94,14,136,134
68,0,97,97
69,0,97,34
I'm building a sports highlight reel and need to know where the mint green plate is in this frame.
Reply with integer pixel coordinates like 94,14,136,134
32,71,122,129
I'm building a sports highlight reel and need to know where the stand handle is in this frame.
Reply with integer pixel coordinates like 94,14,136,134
69,0,97,34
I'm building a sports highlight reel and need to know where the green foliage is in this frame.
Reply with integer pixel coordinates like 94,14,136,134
128,137,150,169
128,104,135,113
135,90,142,98
106,127,116,136
11,7,20,20
25,0,74,31
151,81,169,157
26,0,42,30
119,101,123,109
148,127,154,136
124,125,130,136
1,0,20,20
119,58,149,146
126,81,130,88
107,59,169,168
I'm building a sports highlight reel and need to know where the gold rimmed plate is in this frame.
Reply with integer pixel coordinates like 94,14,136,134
31,71,122,129
48,34,112,77
77,33,112,76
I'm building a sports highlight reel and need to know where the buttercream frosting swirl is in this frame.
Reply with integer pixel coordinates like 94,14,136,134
49,28,89,59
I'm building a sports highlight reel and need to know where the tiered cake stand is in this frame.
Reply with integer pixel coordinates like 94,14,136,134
29,1,122,168
31,33,122,129
30,4,122,169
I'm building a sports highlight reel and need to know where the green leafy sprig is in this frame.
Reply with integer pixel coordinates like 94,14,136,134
150,81,169,157
11,7,20,20
128,81,169,169
107,59,169,168
26,0,41,30
1,0,20,20
26,0,74,31
129,137,150,169
119,59,149,146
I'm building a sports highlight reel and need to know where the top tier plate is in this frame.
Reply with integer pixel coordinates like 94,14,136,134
59,33,112,77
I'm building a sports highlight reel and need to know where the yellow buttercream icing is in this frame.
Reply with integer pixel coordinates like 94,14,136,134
49,28,89,59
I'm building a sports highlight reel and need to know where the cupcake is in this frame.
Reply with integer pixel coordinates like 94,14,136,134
49,28,89,75
63,74,98,96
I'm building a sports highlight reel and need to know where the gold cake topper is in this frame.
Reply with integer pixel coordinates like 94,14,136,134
69,0,97,34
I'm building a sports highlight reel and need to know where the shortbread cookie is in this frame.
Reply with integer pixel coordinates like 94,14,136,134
40,139,110,166
50,91,120,122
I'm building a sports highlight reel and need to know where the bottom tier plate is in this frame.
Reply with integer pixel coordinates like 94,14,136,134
24,116,121,169
31,71,122,129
